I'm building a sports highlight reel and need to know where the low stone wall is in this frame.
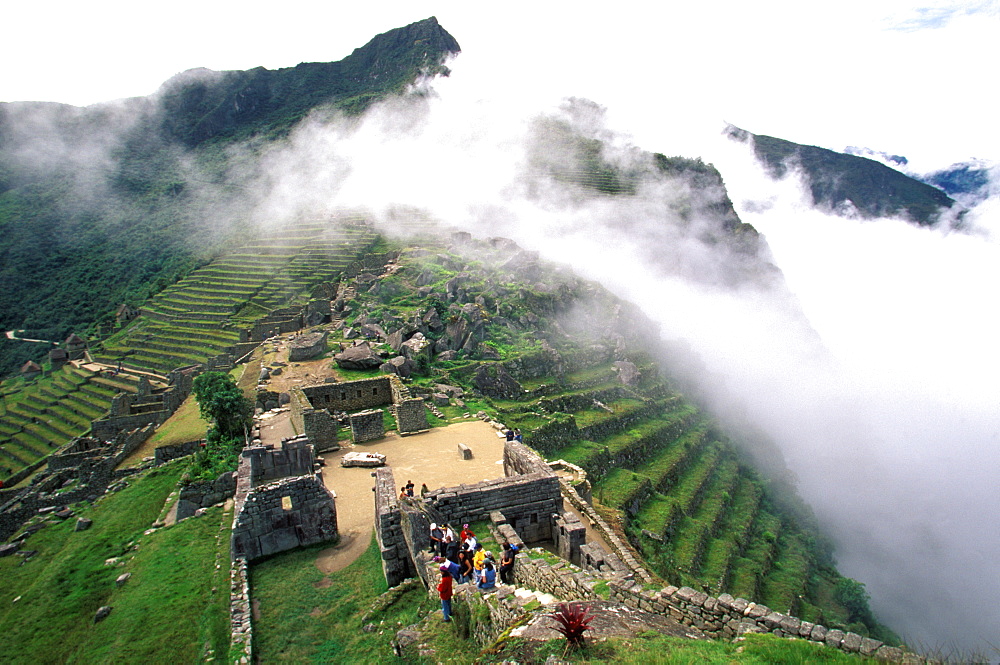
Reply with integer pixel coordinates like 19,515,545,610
154,440,203,465
176,471,237,521
558,475,655,583
497,546,917,662
230,557,253,664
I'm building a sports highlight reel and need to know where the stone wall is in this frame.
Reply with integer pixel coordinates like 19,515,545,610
350,409,385,443
374,467,414,586
394,399,428,434
244,436,315,485
154,440,204,465
424,473,561,544
176,471,237,521
230,557,253,664
302,376,392,412
230,475,337,562
300,409,339,453
503,440,555,477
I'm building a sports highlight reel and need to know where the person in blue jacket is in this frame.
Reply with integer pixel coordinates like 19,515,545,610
478,560,497,590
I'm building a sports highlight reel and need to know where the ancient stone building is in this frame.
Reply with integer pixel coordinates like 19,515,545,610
230,436,338,562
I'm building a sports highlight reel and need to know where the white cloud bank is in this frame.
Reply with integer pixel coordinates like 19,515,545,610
227,47,1000,652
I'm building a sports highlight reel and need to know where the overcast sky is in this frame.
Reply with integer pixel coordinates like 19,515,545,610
2,0,997,171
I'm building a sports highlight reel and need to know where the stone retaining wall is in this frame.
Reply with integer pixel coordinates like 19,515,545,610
176,471,237,521
153,440,203,465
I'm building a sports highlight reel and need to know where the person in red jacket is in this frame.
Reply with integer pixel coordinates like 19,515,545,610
437,566,453,622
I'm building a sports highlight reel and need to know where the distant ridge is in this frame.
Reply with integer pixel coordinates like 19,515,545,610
727,125,958,226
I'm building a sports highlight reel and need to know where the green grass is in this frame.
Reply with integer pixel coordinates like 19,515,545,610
252,534,431,662
72,504,232,663
0,461,191,663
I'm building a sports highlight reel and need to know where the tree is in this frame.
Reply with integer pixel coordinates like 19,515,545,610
192,371,253,445
835,577,874,626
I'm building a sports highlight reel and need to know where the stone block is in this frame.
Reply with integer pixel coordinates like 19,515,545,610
841,632,863,653
824,629,844,648
458,443,473,460
859,637,883,656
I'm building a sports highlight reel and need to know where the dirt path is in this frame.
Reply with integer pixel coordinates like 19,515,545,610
314,420,506,574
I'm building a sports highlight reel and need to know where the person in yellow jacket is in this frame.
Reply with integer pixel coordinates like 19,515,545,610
472,544,486,584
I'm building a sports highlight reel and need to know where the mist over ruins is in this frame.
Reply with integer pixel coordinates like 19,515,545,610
1,16,997,663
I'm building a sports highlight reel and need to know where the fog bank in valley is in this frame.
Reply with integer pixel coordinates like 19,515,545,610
221,54,1000,653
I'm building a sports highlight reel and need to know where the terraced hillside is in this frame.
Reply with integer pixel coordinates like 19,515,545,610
93,216,378,375
490,360,850,627
0,365,145,482
324,231,891,642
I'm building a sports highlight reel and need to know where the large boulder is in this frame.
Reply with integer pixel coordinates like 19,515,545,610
288,331,328,361
334,342,383,370
472,364,523,399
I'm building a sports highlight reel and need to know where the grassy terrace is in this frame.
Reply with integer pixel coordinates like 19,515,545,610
0,365,129,480
480,348,865,637
93,218,377,374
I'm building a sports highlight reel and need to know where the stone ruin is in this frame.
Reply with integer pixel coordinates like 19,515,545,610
287,331,328,362
90,368,195,441
372,440,596,587
230,435,338,562
290,375,429,449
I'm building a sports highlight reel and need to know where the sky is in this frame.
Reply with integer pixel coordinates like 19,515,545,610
2,0,998,170
4,0,1000,654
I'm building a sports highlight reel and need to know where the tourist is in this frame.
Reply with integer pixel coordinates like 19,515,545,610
420,483,429,497
460,523,474,542
405,480,415,497
437,567,453,622
514,428,522,442
505,428,515,442
443,558,461,580
457,550,474,584
441,524,456,557
478,560,497,591
463,532,477,552
472,544,486,583
399,486,408,501
429,523,443,554
445,534,459,562
499,542,518,584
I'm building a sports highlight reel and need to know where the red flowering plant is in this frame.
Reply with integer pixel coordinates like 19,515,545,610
548,602,594,646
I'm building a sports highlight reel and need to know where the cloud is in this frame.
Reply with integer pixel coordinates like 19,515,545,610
229,55,1000,652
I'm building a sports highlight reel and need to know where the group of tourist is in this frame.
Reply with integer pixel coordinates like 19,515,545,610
399,479,429,500
504,428,523,443
433,522,520,621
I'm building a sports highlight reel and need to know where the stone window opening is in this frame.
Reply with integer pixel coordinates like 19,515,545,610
281,496,293,511
340,391,347,400
372,387,378,396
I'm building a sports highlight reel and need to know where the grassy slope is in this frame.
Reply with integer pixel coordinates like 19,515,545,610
252,535,429,662
0,460,228,663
